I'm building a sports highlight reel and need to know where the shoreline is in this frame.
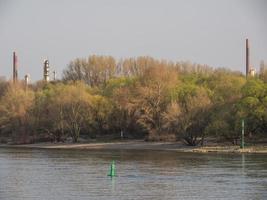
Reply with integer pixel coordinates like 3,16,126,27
1,140,267,153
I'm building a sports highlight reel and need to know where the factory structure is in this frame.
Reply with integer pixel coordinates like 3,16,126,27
245,38,256,77
43,59,50,82
10,39,259,84
12,53,56,85
12,51,18,83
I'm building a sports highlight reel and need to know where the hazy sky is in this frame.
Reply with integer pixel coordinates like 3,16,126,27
0,0,266,81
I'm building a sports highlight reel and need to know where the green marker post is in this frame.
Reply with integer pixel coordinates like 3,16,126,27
108,160,116,177
241,119,245,149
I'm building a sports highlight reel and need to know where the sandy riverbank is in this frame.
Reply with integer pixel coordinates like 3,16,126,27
1,140,267,153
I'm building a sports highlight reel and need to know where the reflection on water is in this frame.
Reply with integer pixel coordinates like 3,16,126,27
0,148,267,200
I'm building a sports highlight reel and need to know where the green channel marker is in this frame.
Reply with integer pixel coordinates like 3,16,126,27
108,160,116,177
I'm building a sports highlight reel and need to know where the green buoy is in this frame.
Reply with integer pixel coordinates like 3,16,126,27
108,160,116,177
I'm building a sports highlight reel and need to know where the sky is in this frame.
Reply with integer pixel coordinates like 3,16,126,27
0,0,266,81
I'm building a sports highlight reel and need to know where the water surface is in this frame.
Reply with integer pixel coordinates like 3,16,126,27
0,148,266,200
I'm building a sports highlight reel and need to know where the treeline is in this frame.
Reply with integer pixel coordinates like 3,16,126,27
0,56,266,145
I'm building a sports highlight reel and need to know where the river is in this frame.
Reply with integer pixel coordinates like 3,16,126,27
0,148,266,200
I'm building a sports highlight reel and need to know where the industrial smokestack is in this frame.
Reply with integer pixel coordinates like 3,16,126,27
13,51,18,83
53,70,56,81
246,39,250,77
43,59,50,82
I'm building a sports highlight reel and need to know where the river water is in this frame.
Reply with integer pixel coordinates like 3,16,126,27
0,148,266,200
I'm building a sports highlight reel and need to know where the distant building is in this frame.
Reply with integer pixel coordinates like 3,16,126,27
24,74,30,85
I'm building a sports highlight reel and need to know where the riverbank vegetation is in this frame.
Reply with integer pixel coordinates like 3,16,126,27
0,56,266,145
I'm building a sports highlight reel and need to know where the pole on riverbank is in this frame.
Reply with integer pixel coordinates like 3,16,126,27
241,119,245,149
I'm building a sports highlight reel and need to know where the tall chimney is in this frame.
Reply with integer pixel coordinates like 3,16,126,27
246,39,250,77
53,70,56,81
13,51,18,83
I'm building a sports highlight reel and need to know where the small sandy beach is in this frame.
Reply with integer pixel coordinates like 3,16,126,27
1,140,267,153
